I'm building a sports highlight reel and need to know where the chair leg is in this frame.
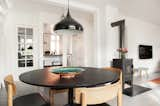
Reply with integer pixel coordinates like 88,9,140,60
117,88,122,106
81,92,87,106
49,89,55,106
8,85,13,106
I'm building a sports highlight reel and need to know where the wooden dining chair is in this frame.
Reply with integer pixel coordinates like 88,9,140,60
49,88,68,106
74,67,122,106
4,75,50,106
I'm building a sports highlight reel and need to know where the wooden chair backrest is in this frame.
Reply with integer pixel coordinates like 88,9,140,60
74,67,122,106
4,75,16,106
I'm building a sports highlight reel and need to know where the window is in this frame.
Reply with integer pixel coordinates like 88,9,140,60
50,35,60,54
18,27,33,67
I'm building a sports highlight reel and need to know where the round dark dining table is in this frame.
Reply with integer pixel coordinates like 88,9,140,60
19,67,119,106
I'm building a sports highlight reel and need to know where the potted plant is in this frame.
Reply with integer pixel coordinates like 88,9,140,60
117,48,128,59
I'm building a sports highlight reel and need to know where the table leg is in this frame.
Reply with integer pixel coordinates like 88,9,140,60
49,89,55,106
68,88,74,106
65,88,78,106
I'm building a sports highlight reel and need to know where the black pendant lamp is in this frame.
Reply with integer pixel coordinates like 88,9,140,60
54,0,83,35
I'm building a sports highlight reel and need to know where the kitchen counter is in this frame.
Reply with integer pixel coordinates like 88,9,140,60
43,55,62,67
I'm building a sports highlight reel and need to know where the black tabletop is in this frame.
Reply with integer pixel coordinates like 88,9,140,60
19,67,119,89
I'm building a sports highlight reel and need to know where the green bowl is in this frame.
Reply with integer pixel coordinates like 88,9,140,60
52,67,84,74
51,67,84,78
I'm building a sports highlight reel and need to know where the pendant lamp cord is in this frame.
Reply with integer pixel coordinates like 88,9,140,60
66,0,70,16
68,0,69,12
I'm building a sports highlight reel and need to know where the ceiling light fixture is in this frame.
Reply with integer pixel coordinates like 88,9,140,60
54,0,84,35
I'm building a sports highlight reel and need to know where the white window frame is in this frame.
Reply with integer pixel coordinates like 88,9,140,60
17,26,34,68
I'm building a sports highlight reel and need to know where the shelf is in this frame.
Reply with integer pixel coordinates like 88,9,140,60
44,54,63,57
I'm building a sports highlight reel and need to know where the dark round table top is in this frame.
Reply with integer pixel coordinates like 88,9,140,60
19,67,119,89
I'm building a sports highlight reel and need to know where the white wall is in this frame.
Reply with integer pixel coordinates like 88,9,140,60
105,5,121,67
0,0,12,85
0,16,6,86
104,5,160,73
0,0,95,83
125,16,160,73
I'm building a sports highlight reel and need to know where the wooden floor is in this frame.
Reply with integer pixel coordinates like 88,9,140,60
150,77,160,84
1,72,160,106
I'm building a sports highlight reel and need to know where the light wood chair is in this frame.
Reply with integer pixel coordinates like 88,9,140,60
74,67,122,106
4,75,49,106
49,89,68,106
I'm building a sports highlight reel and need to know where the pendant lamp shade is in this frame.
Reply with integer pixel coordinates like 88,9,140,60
54,1,83,35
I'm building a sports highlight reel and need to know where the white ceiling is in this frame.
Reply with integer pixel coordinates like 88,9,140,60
77,0,160,25
78,0,160,25
117,0,160,25
30,0,160,25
